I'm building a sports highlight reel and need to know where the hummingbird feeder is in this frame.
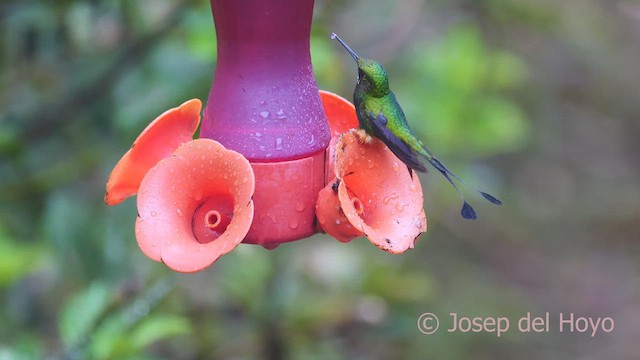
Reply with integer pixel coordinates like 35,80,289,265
105,0,427,272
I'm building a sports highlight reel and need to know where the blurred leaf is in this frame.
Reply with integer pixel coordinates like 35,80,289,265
129,314,192,350
402,23,530,156
90,312,129,360
184,6,216,61
0,227,43,288
90,313,191,360
59,282,112,348
491,51,529,89
216,246,271,311
0,335,44,360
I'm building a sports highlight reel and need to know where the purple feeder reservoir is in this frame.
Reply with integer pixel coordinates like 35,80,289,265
201,0,331,247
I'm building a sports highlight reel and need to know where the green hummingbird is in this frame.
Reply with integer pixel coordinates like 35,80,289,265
331,33,501,220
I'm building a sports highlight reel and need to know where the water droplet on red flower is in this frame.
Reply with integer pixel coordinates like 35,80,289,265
395,202,408,212
383,193,399,205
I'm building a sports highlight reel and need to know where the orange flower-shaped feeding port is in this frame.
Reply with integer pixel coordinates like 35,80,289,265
105,99,201,205
319,90,358,184
135,139,255,273
316,91,427,253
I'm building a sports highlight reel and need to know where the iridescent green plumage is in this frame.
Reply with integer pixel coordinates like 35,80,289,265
332,33,502,219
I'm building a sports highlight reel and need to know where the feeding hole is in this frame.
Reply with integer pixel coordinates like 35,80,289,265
205,210,222,229
352,197,364,215
192,195,234,244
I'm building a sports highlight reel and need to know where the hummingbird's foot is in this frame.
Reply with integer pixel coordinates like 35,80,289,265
354,129,374,144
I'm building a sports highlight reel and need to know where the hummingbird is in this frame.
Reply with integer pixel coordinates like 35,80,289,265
331,33,501,220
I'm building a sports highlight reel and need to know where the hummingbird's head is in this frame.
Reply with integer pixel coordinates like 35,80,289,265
332,33,390,97
356,58,390,97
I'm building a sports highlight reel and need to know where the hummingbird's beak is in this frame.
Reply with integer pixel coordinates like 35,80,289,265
331,33,360,62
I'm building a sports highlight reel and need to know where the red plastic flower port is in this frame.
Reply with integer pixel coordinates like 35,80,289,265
135,139,254,273
316,92,427,253
105,99,201,205
104,98,257,272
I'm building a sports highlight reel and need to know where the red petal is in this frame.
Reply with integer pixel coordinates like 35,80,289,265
319,90,358,138
334,130,427,253
135,139,255,273
319,90,359,184
315,177,364,242
105,99,202,205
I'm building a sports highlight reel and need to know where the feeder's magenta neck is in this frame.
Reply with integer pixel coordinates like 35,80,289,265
201,0,330,162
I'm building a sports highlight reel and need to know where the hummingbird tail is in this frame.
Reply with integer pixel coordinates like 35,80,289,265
425,155,502,219
426,157,477,219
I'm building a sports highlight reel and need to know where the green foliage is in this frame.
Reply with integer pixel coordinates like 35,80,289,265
0,227,43,288
90,313,192,360
400,24,530,157
59,282,113,349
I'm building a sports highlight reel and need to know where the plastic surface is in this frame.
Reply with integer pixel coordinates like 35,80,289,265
201,0,330,161
243,150,325,247
105,99,201,205
135,139,255,272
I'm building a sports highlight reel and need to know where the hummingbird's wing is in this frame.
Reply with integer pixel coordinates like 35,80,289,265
369,112,427,173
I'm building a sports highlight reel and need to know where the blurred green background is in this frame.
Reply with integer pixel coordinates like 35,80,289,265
1,0,639,359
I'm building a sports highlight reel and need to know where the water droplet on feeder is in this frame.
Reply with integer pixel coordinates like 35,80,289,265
151,211,158,217
295,201,306,212
383,193,399,205
260,111,269,118
276,109,286,119
395,202,408,212
289,219,299,229
275,138,283,150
